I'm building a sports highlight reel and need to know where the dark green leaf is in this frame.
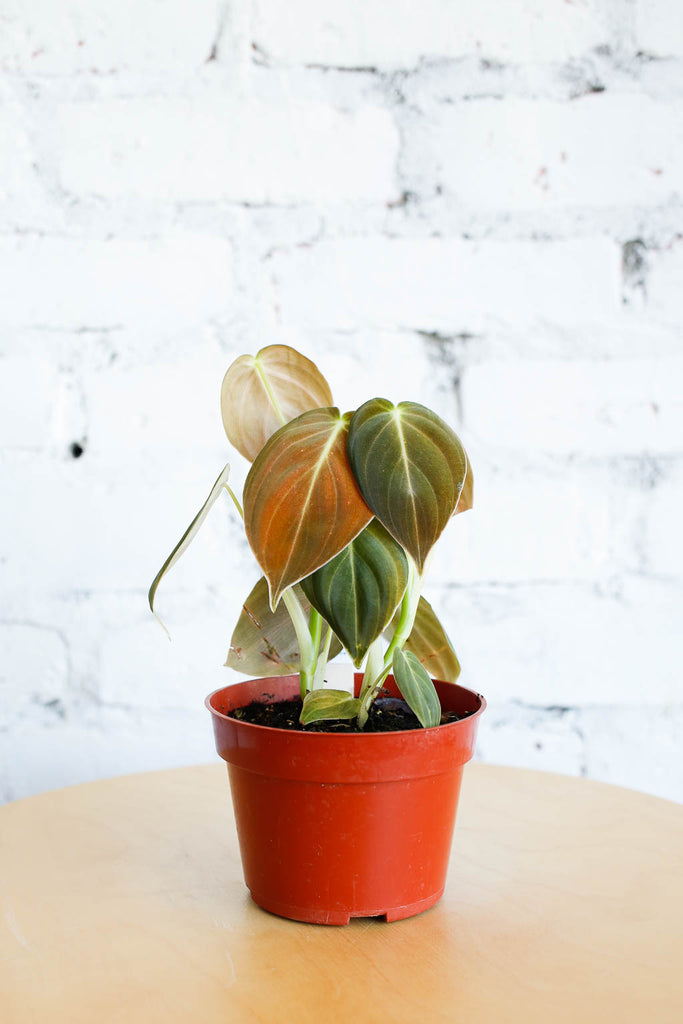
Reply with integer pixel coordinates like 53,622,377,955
392,647,441,728
300,689,360,726
226,577,342,676
347,399,468,572
300,520,408,668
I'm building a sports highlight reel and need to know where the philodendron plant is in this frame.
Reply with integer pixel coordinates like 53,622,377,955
150,344,472,729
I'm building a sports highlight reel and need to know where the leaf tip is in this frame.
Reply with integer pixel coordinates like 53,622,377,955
151,608,172,642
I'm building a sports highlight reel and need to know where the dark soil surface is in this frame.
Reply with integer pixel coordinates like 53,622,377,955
228,695,471,732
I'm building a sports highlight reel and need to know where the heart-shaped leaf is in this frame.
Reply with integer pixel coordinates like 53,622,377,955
221,344,334,462
300,520,409,668
244,407,373,609
347,399,468,572
148,464,231,634
392,647,441,728
226,577,342,676
386,596,460,682
300,689,360,726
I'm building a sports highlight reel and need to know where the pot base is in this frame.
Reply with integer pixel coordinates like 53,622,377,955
250,887,445,926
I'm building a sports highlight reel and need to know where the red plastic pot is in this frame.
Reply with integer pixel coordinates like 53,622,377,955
206,673,485,925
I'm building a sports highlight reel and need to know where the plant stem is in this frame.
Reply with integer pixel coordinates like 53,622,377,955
308,607,324,688
383,558,421,668
224,484,244,520
358,636,385,729
312,625,335,689
357,559,423,726
281,588,315,697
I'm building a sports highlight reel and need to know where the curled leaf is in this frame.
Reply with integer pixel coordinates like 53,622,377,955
148,464,231,635
244,408,373,609
301,520,408,668
221,344,334,461
392,647,441,728
347,399,468,572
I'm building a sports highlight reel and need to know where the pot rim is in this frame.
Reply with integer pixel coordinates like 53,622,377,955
205,673,487,739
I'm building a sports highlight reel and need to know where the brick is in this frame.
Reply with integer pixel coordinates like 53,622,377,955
476,703,584,777
0,624,68,729
647,240,683,325
637,0,683,58
0,451,251,594
0,709,212,802
0,357,54,448
438,576,682,708
581,705,683,802
0,105,34,203
0,0,224,74
0,235,232,329
253,0,608,67
99,617,238,711
404,94,683,210
462,357,683,456
56,99,398,204
83,349,229,455
643,463,683,578
271,237,621,333
430,462,613,585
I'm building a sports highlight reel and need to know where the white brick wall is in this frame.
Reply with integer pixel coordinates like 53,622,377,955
56,99,399,204
637,0,683,58
253,0,610,67
2,0,682,805
404,94,683,210
270,237,622,331
0,236,233,328
0,0,226,73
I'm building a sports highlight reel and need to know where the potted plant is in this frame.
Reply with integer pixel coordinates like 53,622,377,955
150,344,485,925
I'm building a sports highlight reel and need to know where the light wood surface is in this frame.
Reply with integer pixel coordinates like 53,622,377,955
1,763,681,1023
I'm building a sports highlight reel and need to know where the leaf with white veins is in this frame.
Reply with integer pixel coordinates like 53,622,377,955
301,520,408,668
300,689,360,726
392,647,442,728
244,408,373,609
221,345,333,461
347,399,468,572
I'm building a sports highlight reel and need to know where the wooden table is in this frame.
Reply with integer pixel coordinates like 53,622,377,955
1,764,681,1023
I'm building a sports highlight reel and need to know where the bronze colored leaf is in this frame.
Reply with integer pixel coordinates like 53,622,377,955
244,407,374,609
347,399,469,572
226,576,342,676
301,520,408,668
221,344,334,462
